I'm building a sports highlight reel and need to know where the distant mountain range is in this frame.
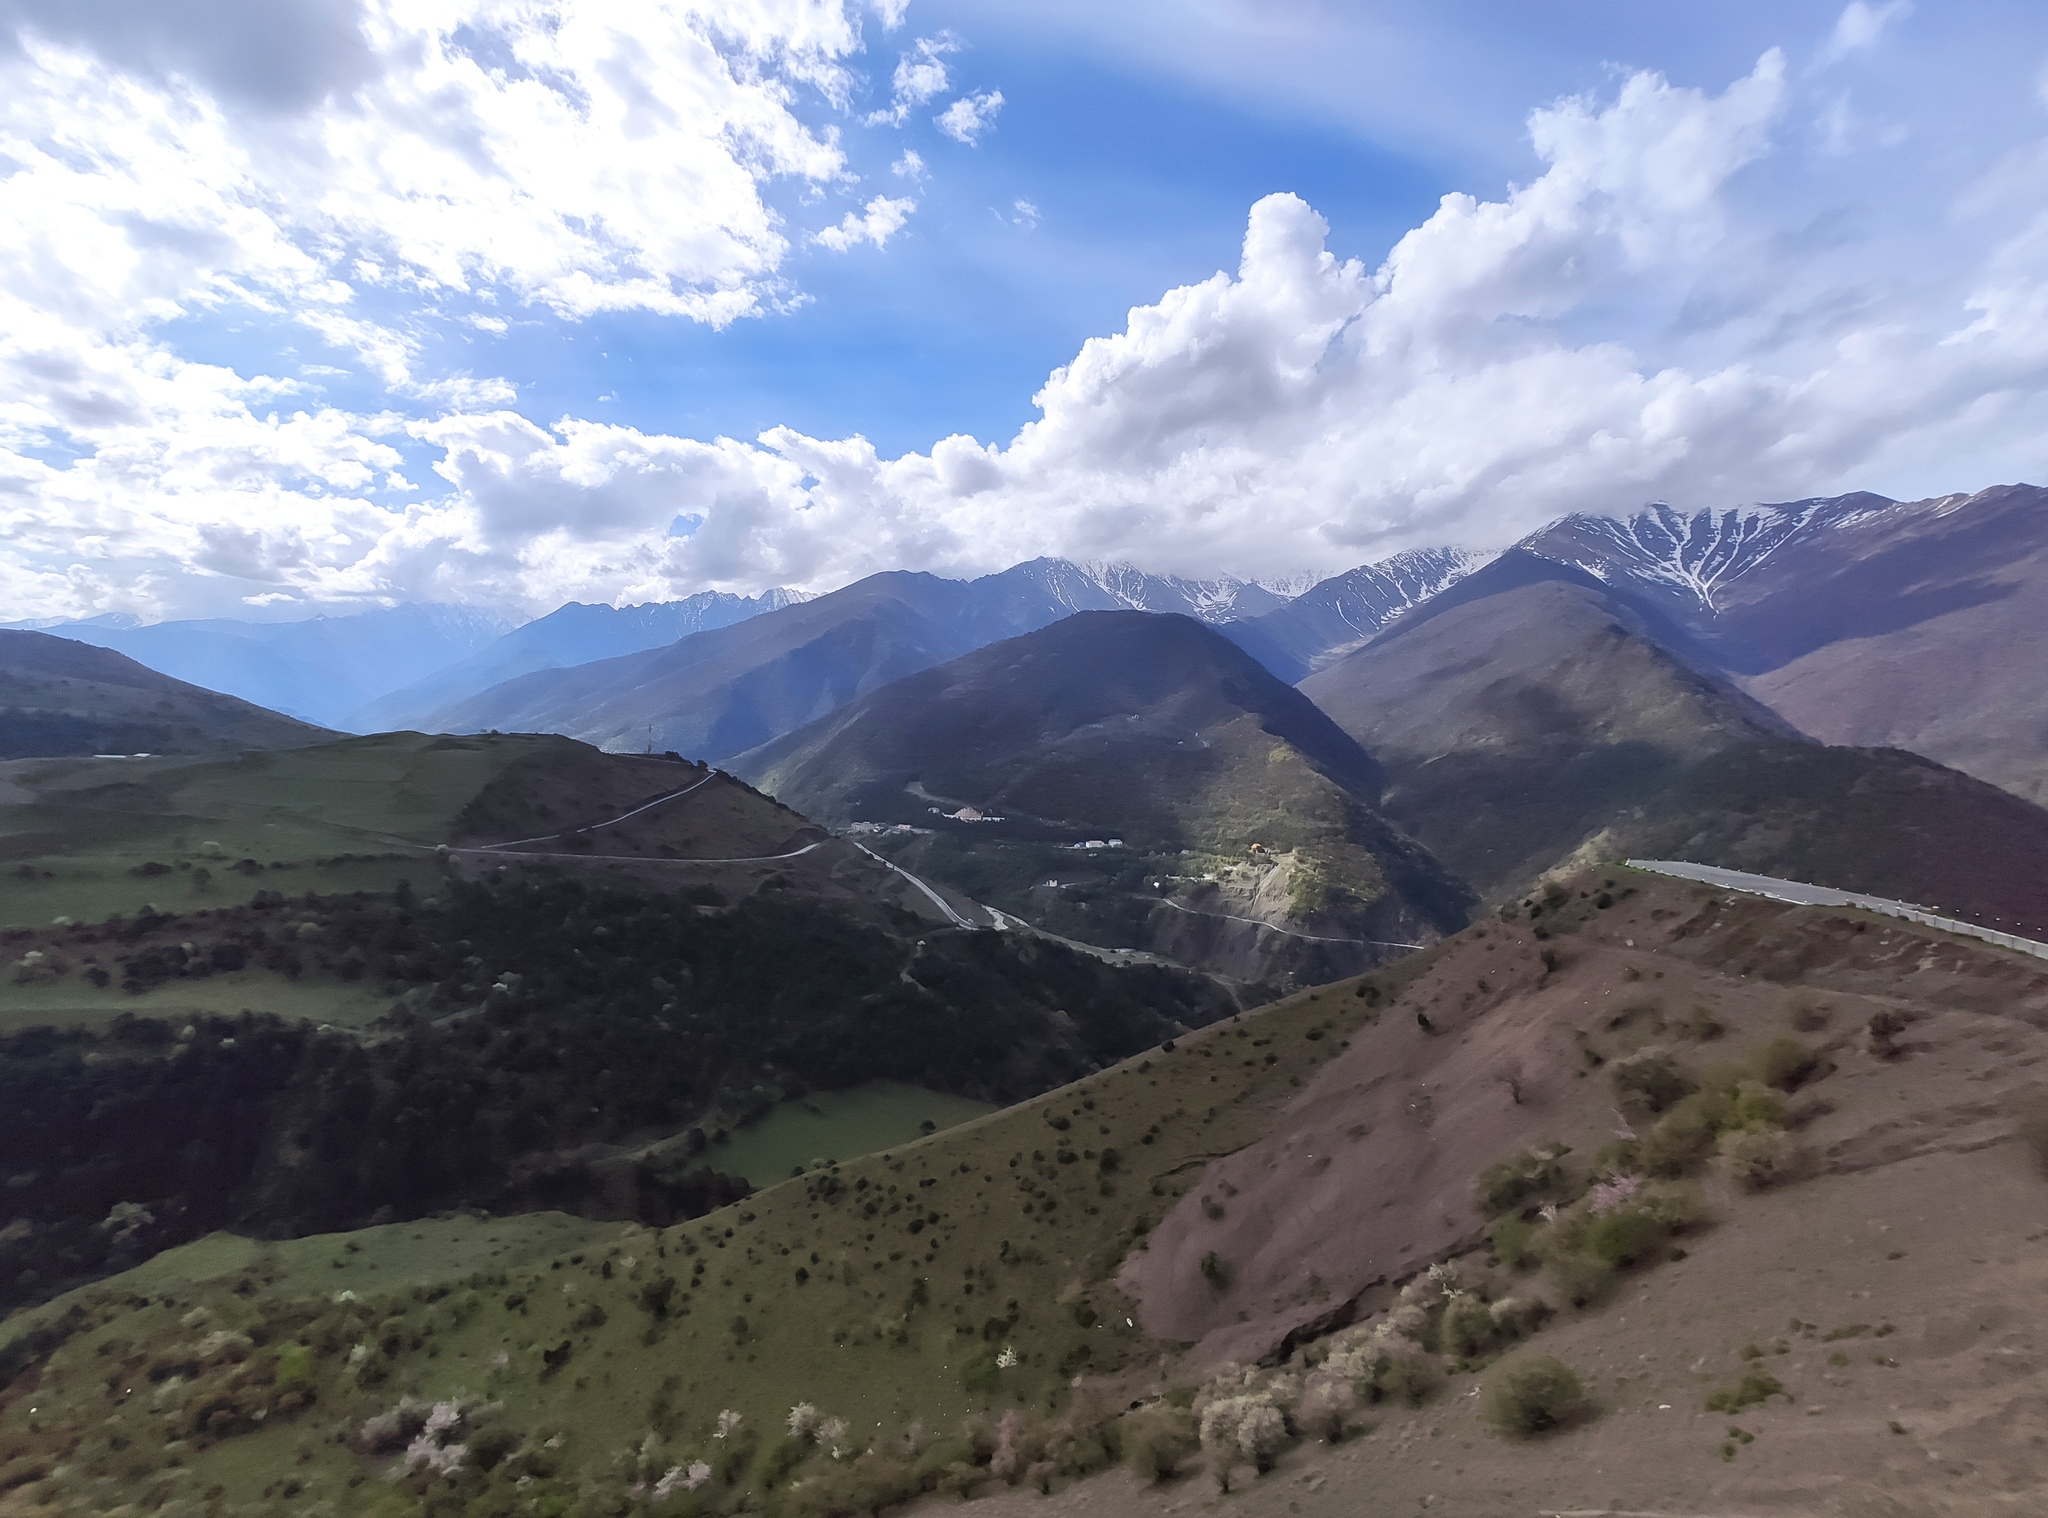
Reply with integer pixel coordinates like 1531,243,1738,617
1519,484,2048,807
0,630,331,757
1297,548,2048,933
1219,546,1493,682
414,559,1311,761
347,589,810,732
6,604,515,731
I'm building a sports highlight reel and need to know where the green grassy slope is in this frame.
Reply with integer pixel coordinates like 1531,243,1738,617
10,871,2048,1515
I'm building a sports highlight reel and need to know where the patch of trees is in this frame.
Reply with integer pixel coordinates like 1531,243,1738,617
0,876,1231,1315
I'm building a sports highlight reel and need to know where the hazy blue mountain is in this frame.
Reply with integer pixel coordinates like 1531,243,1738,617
27,604,516,730
416,559,1306,759
1221,547,1492,681
0,629,331,756
347,588,807,732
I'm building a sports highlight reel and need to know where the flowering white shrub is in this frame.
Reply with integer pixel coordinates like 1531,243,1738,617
1587,1174,1643,1214
714,1409,742,1440
995,1345,1018,1369
787,1403,821,1439
1297,1369,1354,1440
404,1431,468,1478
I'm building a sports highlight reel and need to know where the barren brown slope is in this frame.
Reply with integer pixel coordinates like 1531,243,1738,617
1529,483,2048,805
1298,553,2048,936
0,629,330,757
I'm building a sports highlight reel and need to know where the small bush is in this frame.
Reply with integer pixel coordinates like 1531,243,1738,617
1584,1206,1668,1268
1439,1292,1497,1358
1481,1356,1590,1436
1199,1251,1230,1290
1474,1146,1571,1217
1370,1349,1440,1407
1545,1252,1614,1309
1490,1214,1537,1270
1732,1081,1788,1130
1865,1009,1908,1059
1720,1128,1807,1191
1120,1406,1196,1483
1704,1368,1788,1413
1609,1049,1695,1116
1640,1089,1734,1177
1754,1036,1818,1091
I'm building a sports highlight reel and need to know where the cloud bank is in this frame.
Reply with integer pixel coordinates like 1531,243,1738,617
5,9,2048,622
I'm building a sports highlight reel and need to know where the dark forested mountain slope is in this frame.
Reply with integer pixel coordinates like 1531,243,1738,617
736,611,1471,987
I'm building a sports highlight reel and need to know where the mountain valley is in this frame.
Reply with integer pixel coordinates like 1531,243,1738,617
2,485,2047,1518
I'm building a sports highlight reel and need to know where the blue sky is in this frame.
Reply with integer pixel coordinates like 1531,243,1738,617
4,0,2048,619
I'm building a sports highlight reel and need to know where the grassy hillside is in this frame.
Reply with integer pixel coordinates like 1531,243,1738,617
6,869,2045,1514
736,612,1472,990
0,731,1236,1322
0,630,330,760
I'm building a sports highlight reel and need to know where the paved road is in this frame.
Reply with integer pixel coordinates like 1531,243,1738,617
1152,895,1425,950
460,838,831,866
476,771,718,851
850,841,984,930
1627,859,2048,962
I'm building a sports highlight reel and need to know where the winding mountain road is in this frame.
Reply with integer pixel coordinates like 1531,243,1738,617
1626,859,2048,962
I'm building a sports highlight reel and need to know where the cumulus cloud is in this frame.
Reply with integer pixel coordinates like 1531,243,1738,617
892,149,926,179
1818,2,1912,67
866,35,956,126
936,90,1004,144
10,43,2048,623
0,0,893,620
813,195,917,252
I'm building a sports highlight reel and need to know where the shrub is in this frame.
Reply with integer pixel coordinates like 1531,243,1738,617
1481,1356,1590,1436
1120,1406,1197,1482
1732,1081,1788,1130
1439,1292,1497,1358
1371,1349,1440,1407
1490,1214,1537,1270
1704,1368,1788,1413
1295,1370,1354,1441
1720,1128,1807,1191
1545,1252,1614,1309
1754,1036,1818,1091
1640,1089,1734,1177
1609,1049,1695,1116
1474,1146,1571,1217
1199,1251,1230,1289
1584,1206,1667,1268
1487,1295,1552,1339
1865,1009,1908,1060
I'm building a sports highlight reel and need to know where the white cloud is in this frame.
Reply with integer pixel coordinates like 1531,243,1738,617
1005,199,1040,228
12,44,2048,624
812,195,917,253
892,149,927,180
1819,2,1912,67
936,90,1004,145
866,35,957,126
0,0,888,621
